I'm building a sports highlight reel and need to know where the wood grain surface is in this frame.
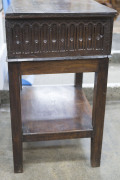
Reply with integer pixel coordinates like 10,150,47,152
21,86,93,142
6,0,116,18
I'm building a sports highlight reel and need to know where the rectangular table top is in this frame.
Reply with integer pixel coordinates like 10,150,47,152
6,0,117,19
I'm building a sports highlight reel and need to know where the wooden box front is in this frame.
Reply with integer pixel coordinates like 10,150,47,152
6,17,113,59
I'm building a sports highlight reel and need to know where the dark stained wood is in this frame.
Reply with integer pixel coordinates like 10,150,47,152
6,0,116,18
8,62,23,173
20,60,99,75
75,73,83,88
91,58,109,167
6,0,115,173
21,86,93,142
5,1,117,59
6,17,114,59
20,75,22,90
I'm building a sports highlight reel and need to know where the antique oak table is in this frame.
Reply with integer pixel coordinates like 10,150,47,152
5,0,116,173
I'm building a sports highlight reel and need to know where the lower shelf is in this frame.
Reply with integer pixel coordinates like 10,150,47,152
21,86,93,142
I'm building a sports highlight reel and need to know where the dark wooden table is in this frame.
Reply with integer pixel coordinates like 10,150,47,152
5,0,116,173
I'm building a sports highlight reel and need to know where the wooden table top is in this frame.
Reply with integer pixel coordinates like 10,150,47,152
6,0,117,19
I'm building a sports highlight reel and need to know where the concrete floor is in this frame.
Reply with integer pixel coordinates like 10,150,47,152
0,102,120,179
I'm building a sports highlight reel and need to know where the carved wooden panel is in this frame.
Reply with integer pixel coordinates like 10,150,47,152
6,18,113,59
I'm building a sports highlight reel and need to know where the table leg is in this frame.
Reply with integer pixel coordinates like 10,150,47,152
75,73,83,88
20,74,22,90
91,59,109,167
8,62,23,173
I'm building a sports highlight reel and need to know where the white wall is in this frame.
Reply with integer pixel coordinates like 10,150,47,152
0,11,7,90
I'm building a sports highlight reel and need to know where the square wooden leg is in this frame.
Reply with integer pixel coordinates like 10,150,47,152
8,62,23,173
91,59,109,167
75,73,83,88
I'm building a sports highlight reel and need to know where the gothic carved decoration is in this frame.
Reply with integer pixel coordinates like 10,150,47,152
6,18,112,59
